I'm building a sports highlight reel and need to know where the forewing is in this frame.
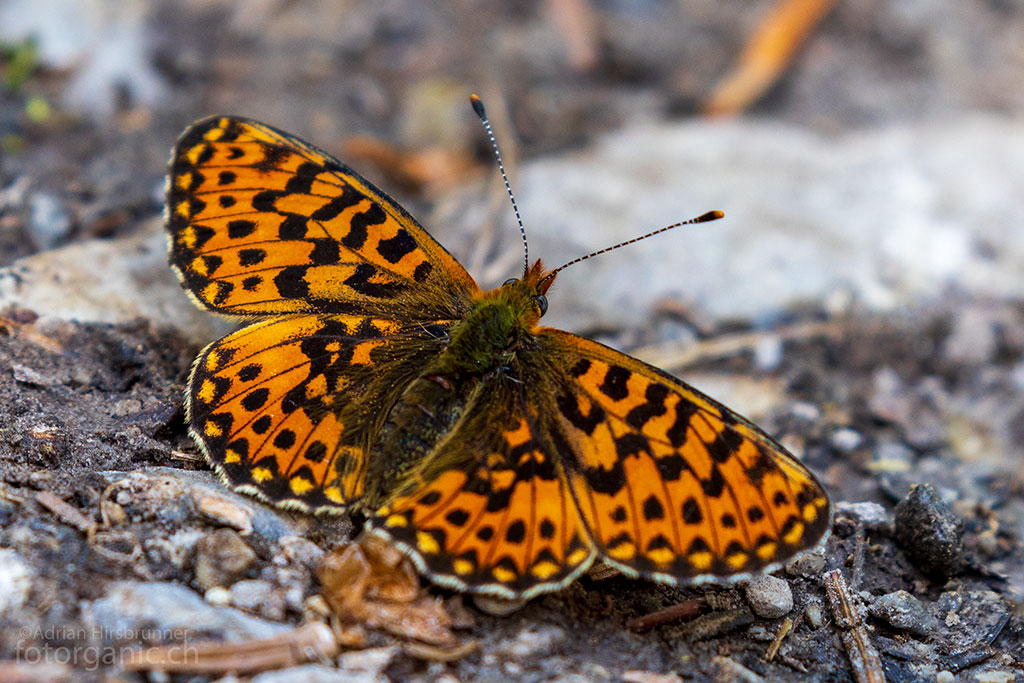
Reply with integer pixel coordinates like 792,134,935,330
188,312,448,512
369,375,596,599
166,116,479,317
529,330,831,583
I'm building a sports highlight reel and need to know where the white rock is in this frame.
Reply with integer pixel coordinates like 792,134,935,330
0,549,32,616
436,116,1024,332
743,575,794,619
493,624,566,660
0,226,231,346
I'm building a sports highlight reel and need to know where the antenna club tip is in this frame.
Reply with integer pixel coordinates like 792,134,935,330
470,94,486,119
699,210,725,222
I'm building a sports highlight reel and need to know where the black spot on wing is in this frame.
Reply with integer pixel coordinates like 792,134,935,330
284,162,320,194
505,520,526,544
273,430,296,449
344,263,405,298
237,364,261,381
600,365,630,401
625,383,669,429
445,509,470,527
556,392,605,435
701,466,725,498
539,519,555,539
202,255,223,275
309,238,341,265
252,415,272,434
377,229,417,264
279,214,308,240
642,495,665,521
682,497,702,524
311,184,363,222
413,261,433,283
569,358,591,378
228,220,256,239
666,400,699,448
707,428,745,464
274,266,310,299
238,248,266,266
614,433,650,459
305,441,328,463
241,388,270,412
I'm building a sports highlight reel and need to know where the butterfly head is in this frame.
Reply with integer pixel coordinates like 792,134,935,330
503,259,555,320
448,260,554,372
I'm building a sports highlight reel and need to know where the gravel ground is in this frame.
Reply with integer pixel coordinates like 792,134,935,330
1,1,1023,680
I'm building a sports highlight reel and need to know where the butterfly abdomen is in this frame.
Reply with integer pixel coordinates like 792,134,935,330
369,370,475,504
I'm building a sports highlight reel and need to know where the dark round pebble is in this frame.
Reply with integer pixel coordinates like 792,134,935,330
893,483,964,579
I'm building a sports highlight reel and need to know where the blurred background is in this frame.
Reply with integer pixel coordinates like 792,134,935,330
2,0,1023,484
2,1,1024,675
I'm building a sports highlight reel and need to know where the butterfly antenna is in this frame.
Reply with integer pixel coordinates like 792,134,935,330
470,94,529,276
541,210,725,286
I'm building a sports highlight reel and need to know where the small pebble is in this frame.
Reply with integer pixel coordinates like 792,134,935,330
785,548,826,577
804,601,824,629
230,579,285,621
28,191,73,250
834,501,889,528
869,590,934,636
934,672,954,683
0,549,33,616
193,489,254,535
493,624,566,660
709,655,765,683
973,672,1016,683
873,441,914,473
194,529,257,590
830,427,863,452
742,575,793,619
204,586,231,607
335,645,397,676
276,535,324,570
894,484,964,579
788,401,820,422
753,335,783,371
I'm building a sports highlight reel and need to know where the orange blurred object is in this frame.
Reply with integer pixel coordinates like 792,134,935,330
704,0,837,117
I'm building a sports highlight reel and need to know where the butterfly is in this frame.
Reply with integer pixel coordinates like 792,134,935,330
165,102,831,600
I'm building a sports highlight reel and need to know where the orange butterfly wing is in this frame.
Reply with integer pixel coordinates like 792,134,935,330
167,116,477,511
369,328,830,597
369,374,596,598
530,329,832,583
187,313,449,511
166,116,478,318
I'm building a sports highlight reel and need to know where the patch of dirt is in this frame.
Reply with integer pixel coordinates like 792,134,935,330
0,303,1022,680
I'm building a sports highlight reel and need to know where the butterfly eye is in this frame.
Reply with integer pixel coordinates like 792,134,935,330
535,295,548,316
502,278,518,287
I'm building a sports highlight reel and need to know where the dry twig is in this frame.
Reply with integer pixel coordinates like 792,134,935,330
625,599,702,632
764,616,793,662
824,569,886,683
123,622,338,674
